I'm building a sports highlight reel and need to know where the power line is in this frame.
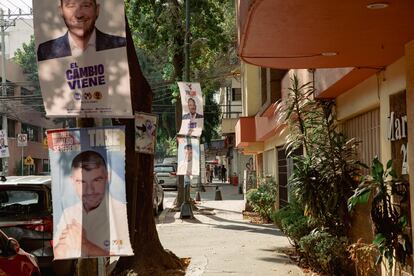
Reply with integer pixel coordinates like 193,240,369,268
15,0,31,9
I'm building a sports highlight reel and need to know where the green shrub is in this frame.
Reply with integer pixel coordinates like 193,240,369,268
272,202,313,245
299,229,350,274
246,177,277,221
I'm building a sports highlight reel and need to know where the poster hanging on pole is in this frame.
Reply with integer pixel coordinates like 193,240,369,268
33,0,132,118
177,137,200,176
0,130,9,158
135,112,157,154
178,82,204,136
47,126,133,259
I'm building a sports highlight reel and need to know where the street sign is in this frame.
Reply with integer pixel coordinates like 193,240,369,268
17,133,28,147
24,156,34,166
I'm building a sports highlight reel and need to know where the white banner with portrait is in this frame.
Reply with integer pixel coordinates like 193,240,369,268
177,137,200,176
47,126,133,259
178,82,204,137
0,130,9,158
135,112,157,154
33,0,132,117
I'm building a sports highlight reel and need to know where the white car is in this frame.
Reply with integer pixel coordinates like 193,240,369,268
154,164,177,190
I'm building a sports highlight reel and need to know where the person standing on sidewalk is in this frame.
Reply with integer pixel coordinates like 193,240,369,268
221,165,227,183
206,165,211,184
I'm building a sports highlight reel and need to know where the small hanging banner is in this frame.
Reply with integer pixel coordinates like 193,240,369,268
177,137,200,176
0,130,10,158
47,126,133,260
178,82,204,137
135,112,157,154
33,0,132,117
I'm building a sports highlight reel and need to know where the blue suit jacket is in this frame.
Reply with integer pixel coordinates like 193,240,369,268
182,113,204,120
37,28,126,61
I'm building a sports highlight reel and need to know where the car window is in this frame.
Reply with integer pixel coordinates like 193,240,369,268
0,190,47,216
154,166,174,173
0,190,39,207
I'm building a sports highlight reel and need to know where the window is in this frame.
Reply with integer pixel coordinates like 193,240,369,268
42,159,50,173
231,88,241,101
259,68,286,111
0,190,39,207
21,123,40,142
7,119,16,138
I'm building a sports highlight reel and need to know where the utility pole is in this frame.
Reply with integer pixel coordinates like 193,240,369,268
0,8,33,176
179,0,194,219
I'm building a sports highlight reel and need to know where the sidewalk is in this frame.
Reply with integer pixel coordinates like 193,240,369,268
157,180,304,276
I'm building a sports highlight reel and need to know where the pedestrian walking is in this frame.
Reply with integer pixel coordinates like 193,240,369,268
221,165,227,183
214,165,219,179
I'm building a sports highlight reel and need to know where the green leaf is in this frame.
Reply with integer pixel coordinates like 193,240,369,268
386,160,393,170
373,233,386,246
399,215,408,228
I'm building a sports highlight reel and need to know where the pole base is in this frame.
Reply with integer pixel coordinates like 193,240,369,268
195,191,201,201
180,202,194,219
215,187,222,200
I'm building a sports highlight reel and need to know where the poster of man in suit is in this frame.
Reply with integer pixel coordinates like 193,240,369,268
33,0,132,118
178,82,204,137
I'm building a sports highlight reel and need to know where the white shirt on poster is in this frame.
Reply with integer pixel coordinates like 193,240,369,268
53,193,133,259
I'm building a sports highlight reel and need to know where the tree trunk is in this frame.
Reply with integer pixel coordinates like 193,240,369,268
113,20,185,275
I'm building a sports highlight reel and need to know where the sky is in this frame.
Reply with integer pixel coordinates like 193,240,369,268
0,0,32,15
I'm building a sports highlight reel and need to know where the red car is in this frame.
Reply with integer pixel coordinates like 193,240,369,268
0,229,40,276
0,176,75,275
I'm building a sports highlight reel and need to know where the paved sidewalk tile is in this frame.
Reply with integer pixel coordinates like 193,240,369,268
157,183,304,276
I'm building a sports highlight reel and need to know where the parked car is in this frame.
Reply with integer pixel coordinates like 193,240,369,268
154,164,178,190
153,175,164,216
0,229,40,276
0,176,75,276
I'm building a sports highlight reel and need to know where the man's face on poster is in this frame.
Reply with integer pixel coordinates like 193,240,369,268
71,165,108,212
59,0,100,41
188,99,197,115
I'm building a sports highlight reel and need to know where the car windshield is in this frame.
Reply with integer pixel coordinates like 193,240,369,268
154,166,174,173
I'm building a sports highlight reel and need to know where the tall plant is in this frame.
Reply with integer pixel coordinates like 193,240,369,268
276,75,362,234
348,158,412,271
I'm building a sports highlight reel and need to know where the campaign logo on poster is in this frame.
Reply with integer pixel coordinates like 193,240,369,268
135,112,157,154
178,82,204,137
33,0,132,118
177,137,200,176
47,126,133,259
0,130,9,158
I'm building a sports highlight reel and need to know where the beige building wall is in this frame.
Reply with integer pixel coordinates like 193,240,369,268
241,62,262,116
336,57,406,167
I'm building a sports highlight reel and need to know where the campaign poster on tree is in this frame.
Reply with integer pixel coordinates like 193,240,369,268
135,112,157,154
177,137,200,176
0,130,9,158
33,0,132,117
178,82,204,136
47,126,133,259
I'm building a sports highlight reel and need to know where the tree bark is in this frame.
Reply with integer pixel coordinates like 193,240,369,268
113,20,185,275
